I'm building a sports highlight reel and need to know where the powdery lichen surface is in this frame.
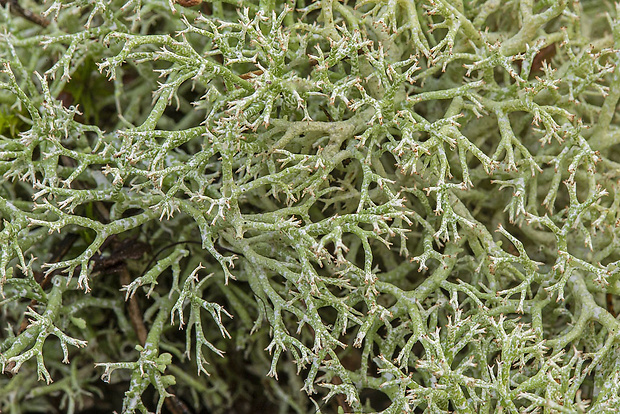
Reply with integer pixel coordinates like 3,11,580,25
2,1,620,413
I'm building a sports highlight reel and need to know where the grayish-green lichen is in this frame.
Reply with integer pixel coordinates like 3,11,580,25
2,0,620,413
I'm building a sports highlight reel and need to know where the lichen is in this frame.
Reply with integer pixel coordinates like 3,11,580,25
2,0,620,413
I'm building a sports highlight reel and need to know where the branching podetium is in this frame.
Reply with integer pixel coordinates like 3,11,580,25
1,1,620,413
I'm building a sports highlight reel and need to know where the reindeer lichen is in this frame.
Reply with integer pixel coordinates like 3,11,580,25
2,0,620,412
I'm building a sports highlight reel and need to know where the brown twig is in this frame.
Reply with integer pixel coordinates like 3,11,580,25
120,268,148,347
120,264,192,414
174,0,201,7
607,293,617,318
0,0,50,27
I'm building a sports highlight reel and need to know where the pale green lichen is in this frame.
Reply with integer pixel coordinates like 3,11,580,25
2,0,620,413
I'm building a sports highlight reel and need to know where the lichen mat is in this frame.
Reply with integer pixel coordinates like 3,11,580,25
1,1,620,413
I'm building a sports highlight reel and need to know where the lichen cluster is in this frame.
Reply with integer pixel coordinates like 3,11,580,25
2,0,620,412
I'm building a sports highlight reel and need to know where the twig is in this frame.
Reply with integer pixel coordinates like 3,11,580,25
120,268,193,414
0,0,50,27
